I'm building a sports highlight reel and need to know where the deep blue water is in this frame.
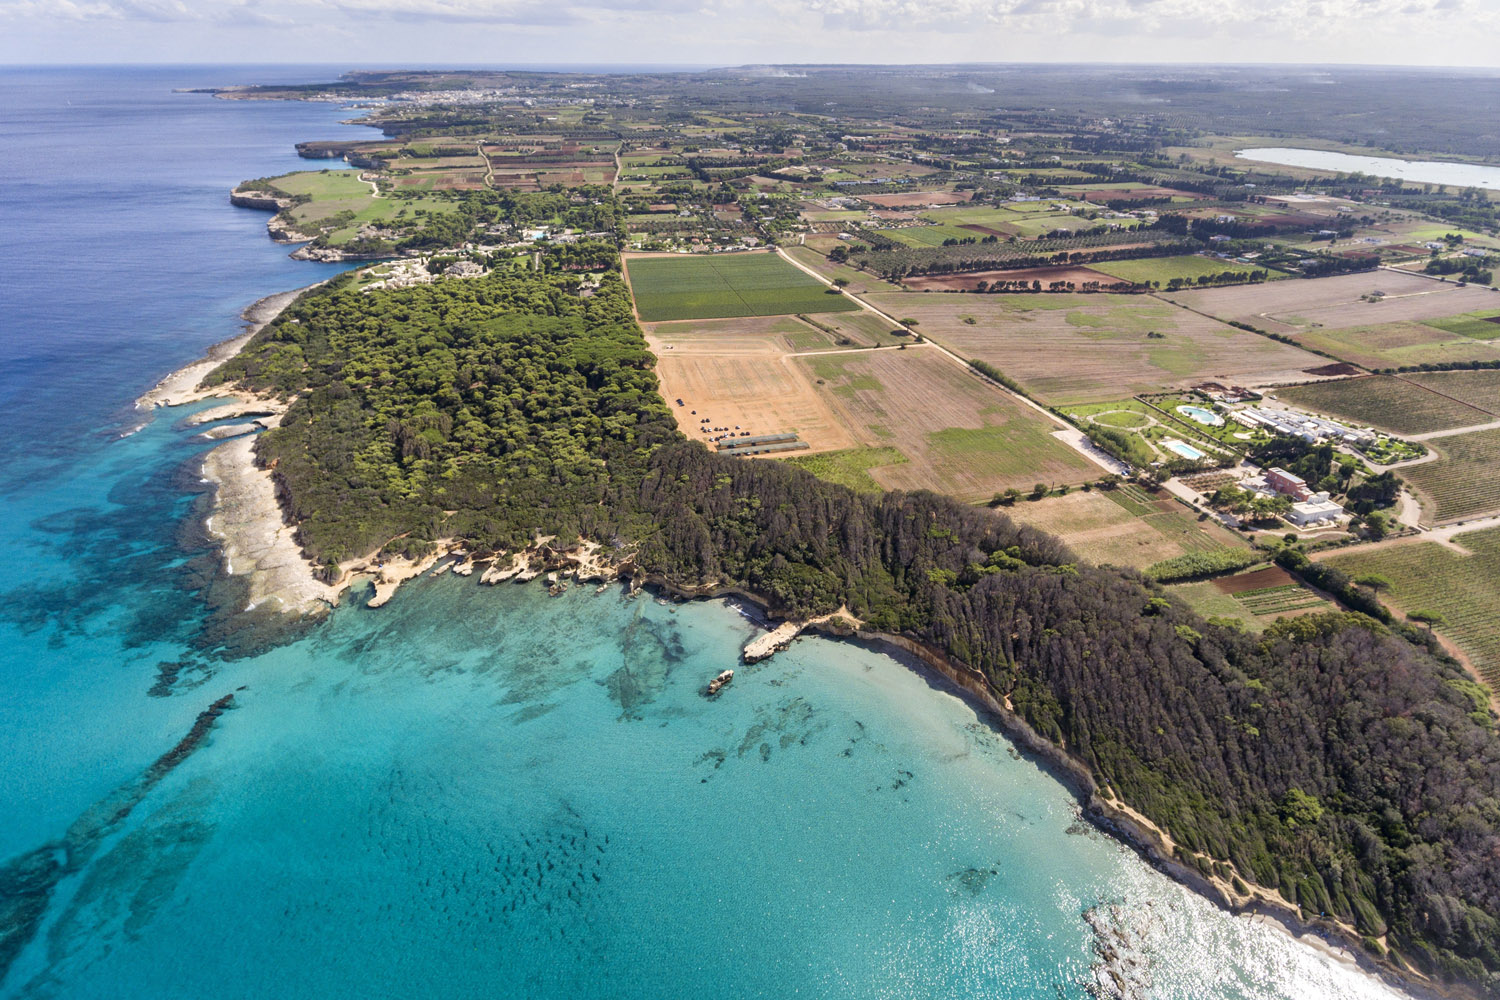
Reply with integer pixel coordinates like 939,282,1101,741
0,68,1405,999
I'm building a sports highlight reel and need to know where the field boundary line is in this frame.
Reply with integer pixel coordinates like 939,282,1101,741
774,246,1071,432
1392,372,1500,419
708,257,757,317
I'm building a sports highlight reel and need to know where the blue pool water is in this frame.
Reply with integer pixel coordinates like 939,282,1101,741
1163,439,1207,461
0,67,1404,1000
1176,404,1225,427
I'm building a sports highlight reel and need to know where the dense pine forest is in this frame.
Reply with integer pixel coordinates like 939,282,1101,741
216,264,1500,991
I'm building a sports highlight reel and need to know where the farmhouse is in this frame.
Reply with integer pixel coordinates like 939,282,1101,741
1287,493,1346,527
1267,467,1313,501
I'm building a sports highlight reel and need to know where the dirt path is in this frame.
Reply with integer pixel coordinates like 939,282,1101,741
774,246,1071,432
1408,418,1500,441
611,141,623,195
478,142,494,189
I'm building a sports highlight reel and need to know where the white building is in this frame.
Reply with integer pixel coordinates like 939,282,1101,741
1287,492,1345,527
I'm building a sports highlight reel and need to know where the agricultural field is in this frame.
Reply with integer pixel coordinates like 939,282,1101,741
1168,271,1500,367
1167,566,1329,632
783,245,903,295
1089,255,1266,285
902,265,1113,292
1002,484,1245,570
1296,322,1500,370
1278,376,1493,435
1400,428,1500,522
1214,566,1330,616
652,352,857,454
624,252,859,322
1406,370,1500,412
864,291,1329,404
1324,528,1500,688
794,348,1096,500
784,446,908,493
644,315,848,356
1425,310,1500,340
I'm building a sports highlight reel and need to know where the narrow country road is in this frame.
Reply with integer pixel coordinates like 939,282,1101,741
774,246,1071,431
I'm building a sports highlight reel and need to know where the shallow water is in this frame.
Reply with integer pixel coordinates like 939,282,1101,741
0,68,1407,999
1236,147,1500,190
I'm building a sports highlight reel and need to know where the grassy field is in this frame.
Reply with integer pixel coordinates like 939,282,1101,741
1168,271,1500,368
1402,428,1500,522
1426,309,1500,340
1090,255,1262,285
1325,528,1500,688
625,253,860,322
866,291,1325,404
784,446,908,493
1295,321,1500,370
783,244,902,296
795,348,1095,500
1004,483,1245,570
265,170,462,246
1407,370,1500,413
645,315,858,355
1278,376,1492,435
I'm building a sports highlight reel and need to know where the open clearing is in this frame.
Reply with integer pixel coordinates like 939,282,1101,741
624,252,860,322
1090,255,1264,285
1168,271,1500,367
784,446,908,493
1401,428,1500,522
901,265,1114,291
653,352,856,454
795,348,1095,500
864,291,1329,403
264,170,459,246
860,191,971,208
1002,485,1244,570
1324,527,1500,688
1278,376,1493,435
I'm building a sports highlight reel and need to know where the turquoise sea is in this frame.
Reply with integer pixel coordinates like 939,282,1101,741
0,68,1405,998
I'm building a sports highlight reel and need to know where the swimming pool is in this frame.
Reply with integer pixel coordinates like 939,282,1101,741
1162,439,1206,461
1176,404,1224,427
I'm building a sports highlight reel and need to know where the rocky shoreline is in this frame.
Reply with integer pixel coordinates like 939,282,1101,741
156,288,1461,1000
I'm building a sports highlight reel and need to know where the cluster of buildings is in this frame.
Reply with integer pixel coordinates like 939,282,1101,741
1251,468,1347,527
1230,406,1376,447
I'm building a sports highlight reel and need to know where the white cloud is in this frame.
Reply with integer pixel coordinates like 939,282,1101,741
801,0,1495,35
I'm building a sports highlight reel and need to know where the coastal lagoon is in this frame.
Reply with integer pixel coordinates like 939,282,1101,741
1236,147,1500,190
0,68,1405,999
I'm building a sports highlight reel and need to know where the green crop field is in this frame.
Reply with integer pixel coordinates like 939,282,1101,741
1426,310,1500,340
1091,255,1261,285
1326,528,1500,687
1402,427,1500,521
1279,376,1492,435
625,253,860,322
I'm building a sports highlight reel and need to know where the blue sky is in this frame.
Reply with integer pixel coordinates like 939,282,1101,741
1,0,1496,67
